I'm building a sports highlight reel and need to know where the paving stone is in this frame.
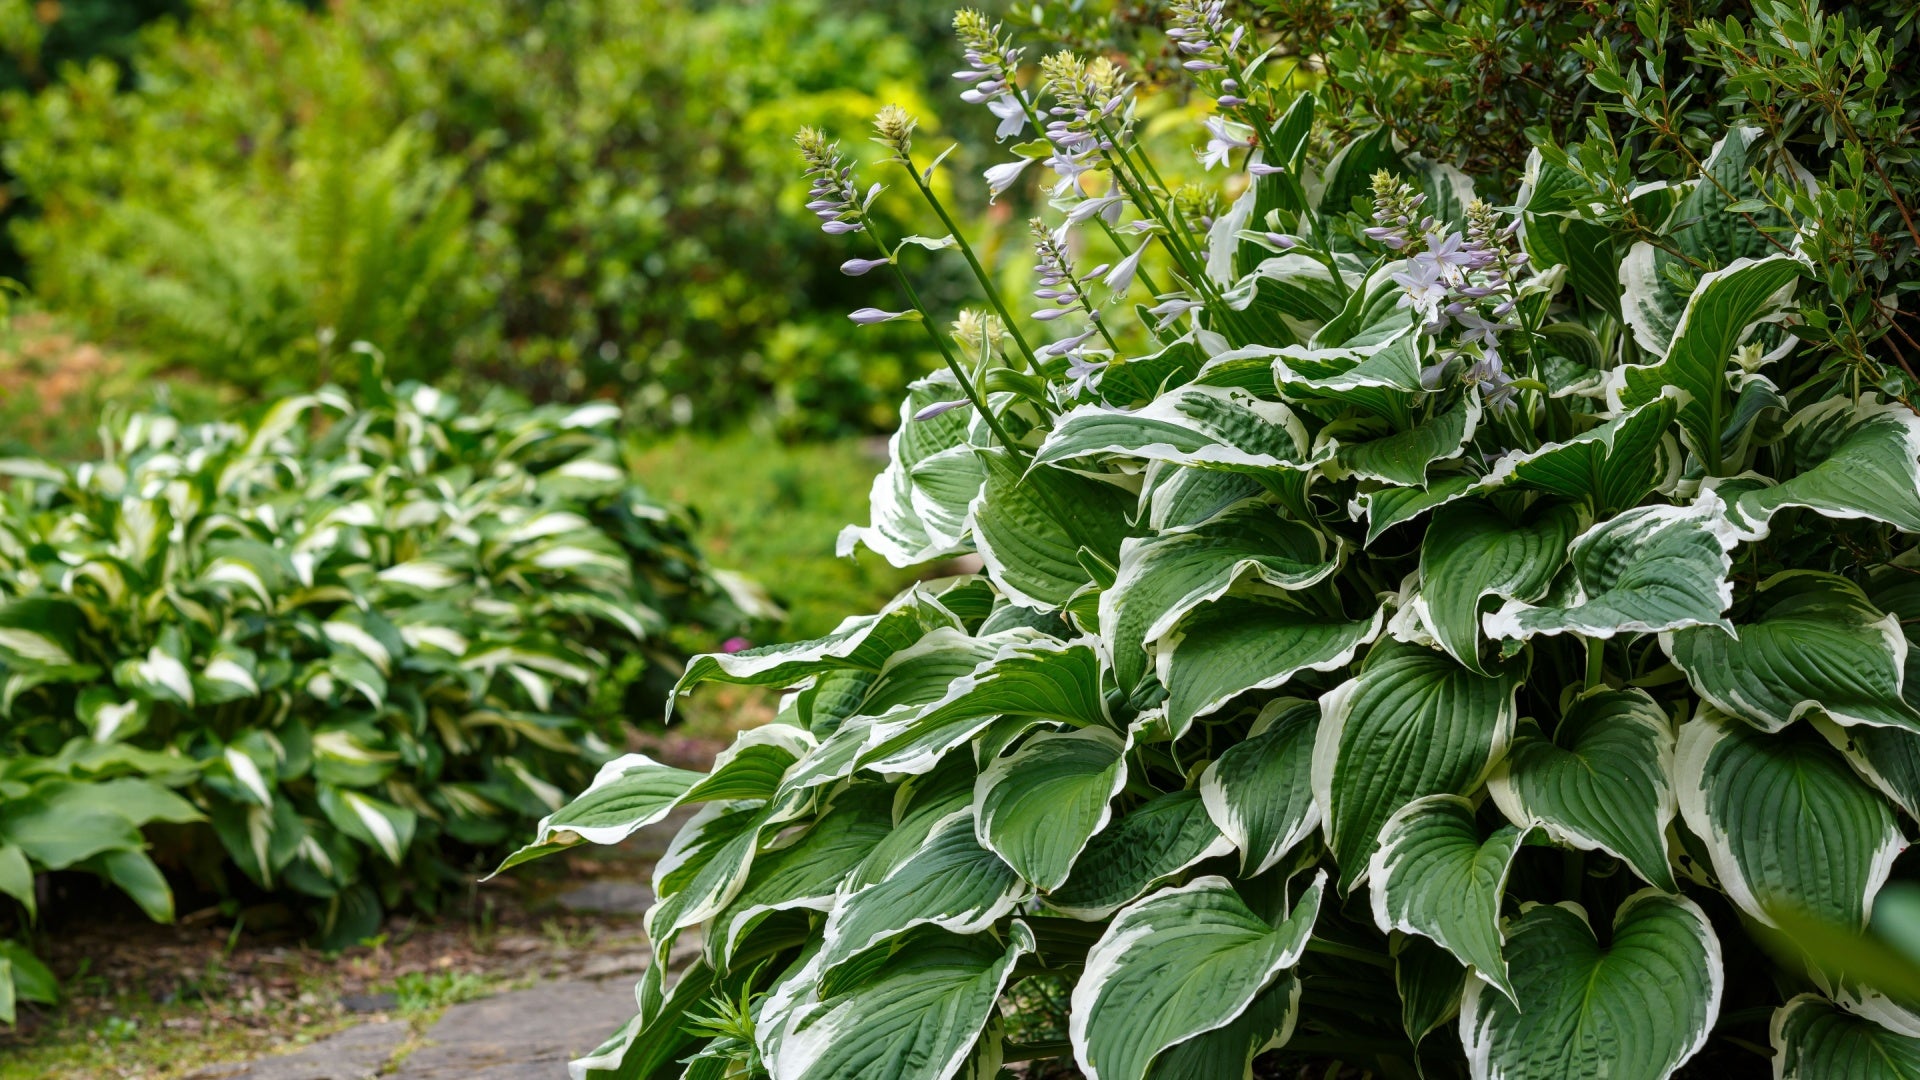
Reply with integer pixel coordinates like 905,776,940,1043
555,879,653,915
186,1020,409,1080
392,977,640,1079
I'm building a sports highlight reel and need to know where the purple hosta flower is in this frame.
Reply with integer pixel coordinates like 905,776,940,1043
1036,327,1098,360
1260,232,1299,250
1366,171,1432,252
1168,1,1237,56
988,95,1027,140
1067,194,1125,226
954,10,1031,142
984,157,1035,202
1464,348,1518,413
1391,259,1450,316
1145,296,1203,329
840,257,890,276
1063,353,1108,399
1200,116,1250,170
796,128,864,235
1031,220,1091,318
1419,357,1452,391
913,399,972,421
849,307,916,325
1453,307,1516,348
1103,245,1146,294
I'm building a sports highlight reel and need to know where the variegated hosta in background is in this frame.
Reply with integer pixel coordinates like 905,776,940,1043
506,5,1920,1078
0,380,765,963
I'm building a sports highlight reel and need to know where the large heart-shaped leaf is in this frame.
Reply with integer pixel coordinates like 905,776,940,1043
1676,709,1903,928
1416,500,1580,674
1771,993,1920,1079
1047,789,1234,920
974,727,1127,892
1721,396,1920,540
1368,795,1527,1000
1036,386,1311,474
1100,505,1337,691
1666,572,1920,734
1478,397,1679,514
1483,496,1737,642
1200,700,1320,877
1313,640,1520,891
1460,891,1721,1079
971,450,1138,608
1489,688,1678,891
1159,594,1385,736
1072,873,1325,1080
770,923,1033,1080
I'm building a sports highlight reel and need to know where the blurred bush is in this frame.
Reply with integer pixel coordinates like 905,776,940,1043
0,0,967,436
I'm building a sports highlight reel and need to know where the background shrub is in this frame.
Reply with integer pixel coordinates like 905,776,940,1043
0,374,767,949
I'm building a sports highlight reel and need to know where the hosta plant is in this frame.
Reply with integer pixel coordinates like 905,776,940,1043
0,378,765,949
507,3,1920,1077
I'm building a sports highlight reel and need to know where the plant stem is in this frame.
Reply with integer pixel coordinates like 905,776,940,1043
1584,635,1604,690
1304,938,1392,969
900,156,1044,374
1002,1040,1073,1064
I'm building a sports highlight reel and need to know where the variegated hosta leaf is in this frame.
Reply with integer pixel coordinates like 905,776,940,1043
1677,709,1904,928
1158,595,1385,736
1140,461,1265,532
673,587,962,700
1368,795,1527,1001
709,785,896,968
1489,689,1678,891
1718,395,1920,541
1145,977,1299,1080
1100,503,1337,692
1394,935,1467,1051
837,371,982,567
859,635,1110,776
1334,395,1481,488
1482,495,1737,642
971,449,1137,609
1312,640,1521,891
1460,892,1721,1080
974,727,1127,892
1200,700,1320,877
818,813,1029,975
1820,720,1920,821
1035,386,1313,474
495,727,803,873
1477,397,1679,515
1666,572,1920,734
770,923,1033,1080
1046,789,1234,920
1613,251,1802,461
1416,500,1581,674
1771,993,1920,1079
1071,873,1325,1080
646,800,787,961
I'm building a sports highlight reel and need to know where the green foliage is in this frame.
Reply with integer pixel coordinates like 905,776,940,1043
0,376,762,970
0,0,957,432
506,2,1920,1077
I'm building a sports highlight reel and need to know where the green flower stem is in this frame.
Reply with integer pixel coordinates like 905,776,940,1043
898,156,1044,375
1584,634,1605,690
860,215,1029,462
1302,938,1392,969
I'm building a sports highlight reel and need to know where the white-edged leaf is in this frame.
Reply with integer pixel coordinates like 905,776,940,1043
1046,789,1235,920
1159,595,1385,736
974,727,1127,892
1199,700,1321,877
1369,795,1527,1001
1416,500,1581,674
1771,993,1920,1079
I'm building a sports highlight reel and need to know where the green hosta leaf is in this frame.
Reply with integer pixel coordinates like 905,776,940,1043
1047,789,1234,920
1677,709,1903,928
1141,461,1265,532
1416,500,1581,674
673,587,962,699
972,449,1137,609
1819,720,1920,821
1368,795,1527,1000
1614,252,1802,462
1489,689,1678,891
1394,935,1466,1051
1159,595,1385,736
818,813,1028,975
682,725,816,803
1460,892,1721,1080
769,923,1032,1080
1718,396,1920,540
0,845,34,921
839,372,982,566
1312,641,1520,892
710,786,896,967
1667,572,1920,734
974,727,1127,892
0,795,141,870
1771,993,1920,1079
1199,700,1320,877
92,849,174,924
860,635,1110,776
1334,396,1481,488
1035,387,1316,475
1483,496,1737,642
1145,977,1299,1080
1101,504,1338,692
1071,873,1325,1080
493,753,702,873
1477,397,1679,516
1351,473,1483,544
318,786,416,865
647,801,786,962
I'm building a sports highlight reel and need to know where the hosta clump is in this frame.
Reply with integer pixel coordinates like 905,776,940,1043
0,380,763,950
509,5,1920,1078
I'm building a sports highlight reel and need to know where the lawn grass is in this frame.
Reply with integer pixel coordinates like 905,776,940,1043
627,427,917,643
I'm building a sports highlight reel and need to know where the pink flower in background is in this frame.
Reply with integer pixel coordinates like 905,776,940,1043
721,637,751,653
